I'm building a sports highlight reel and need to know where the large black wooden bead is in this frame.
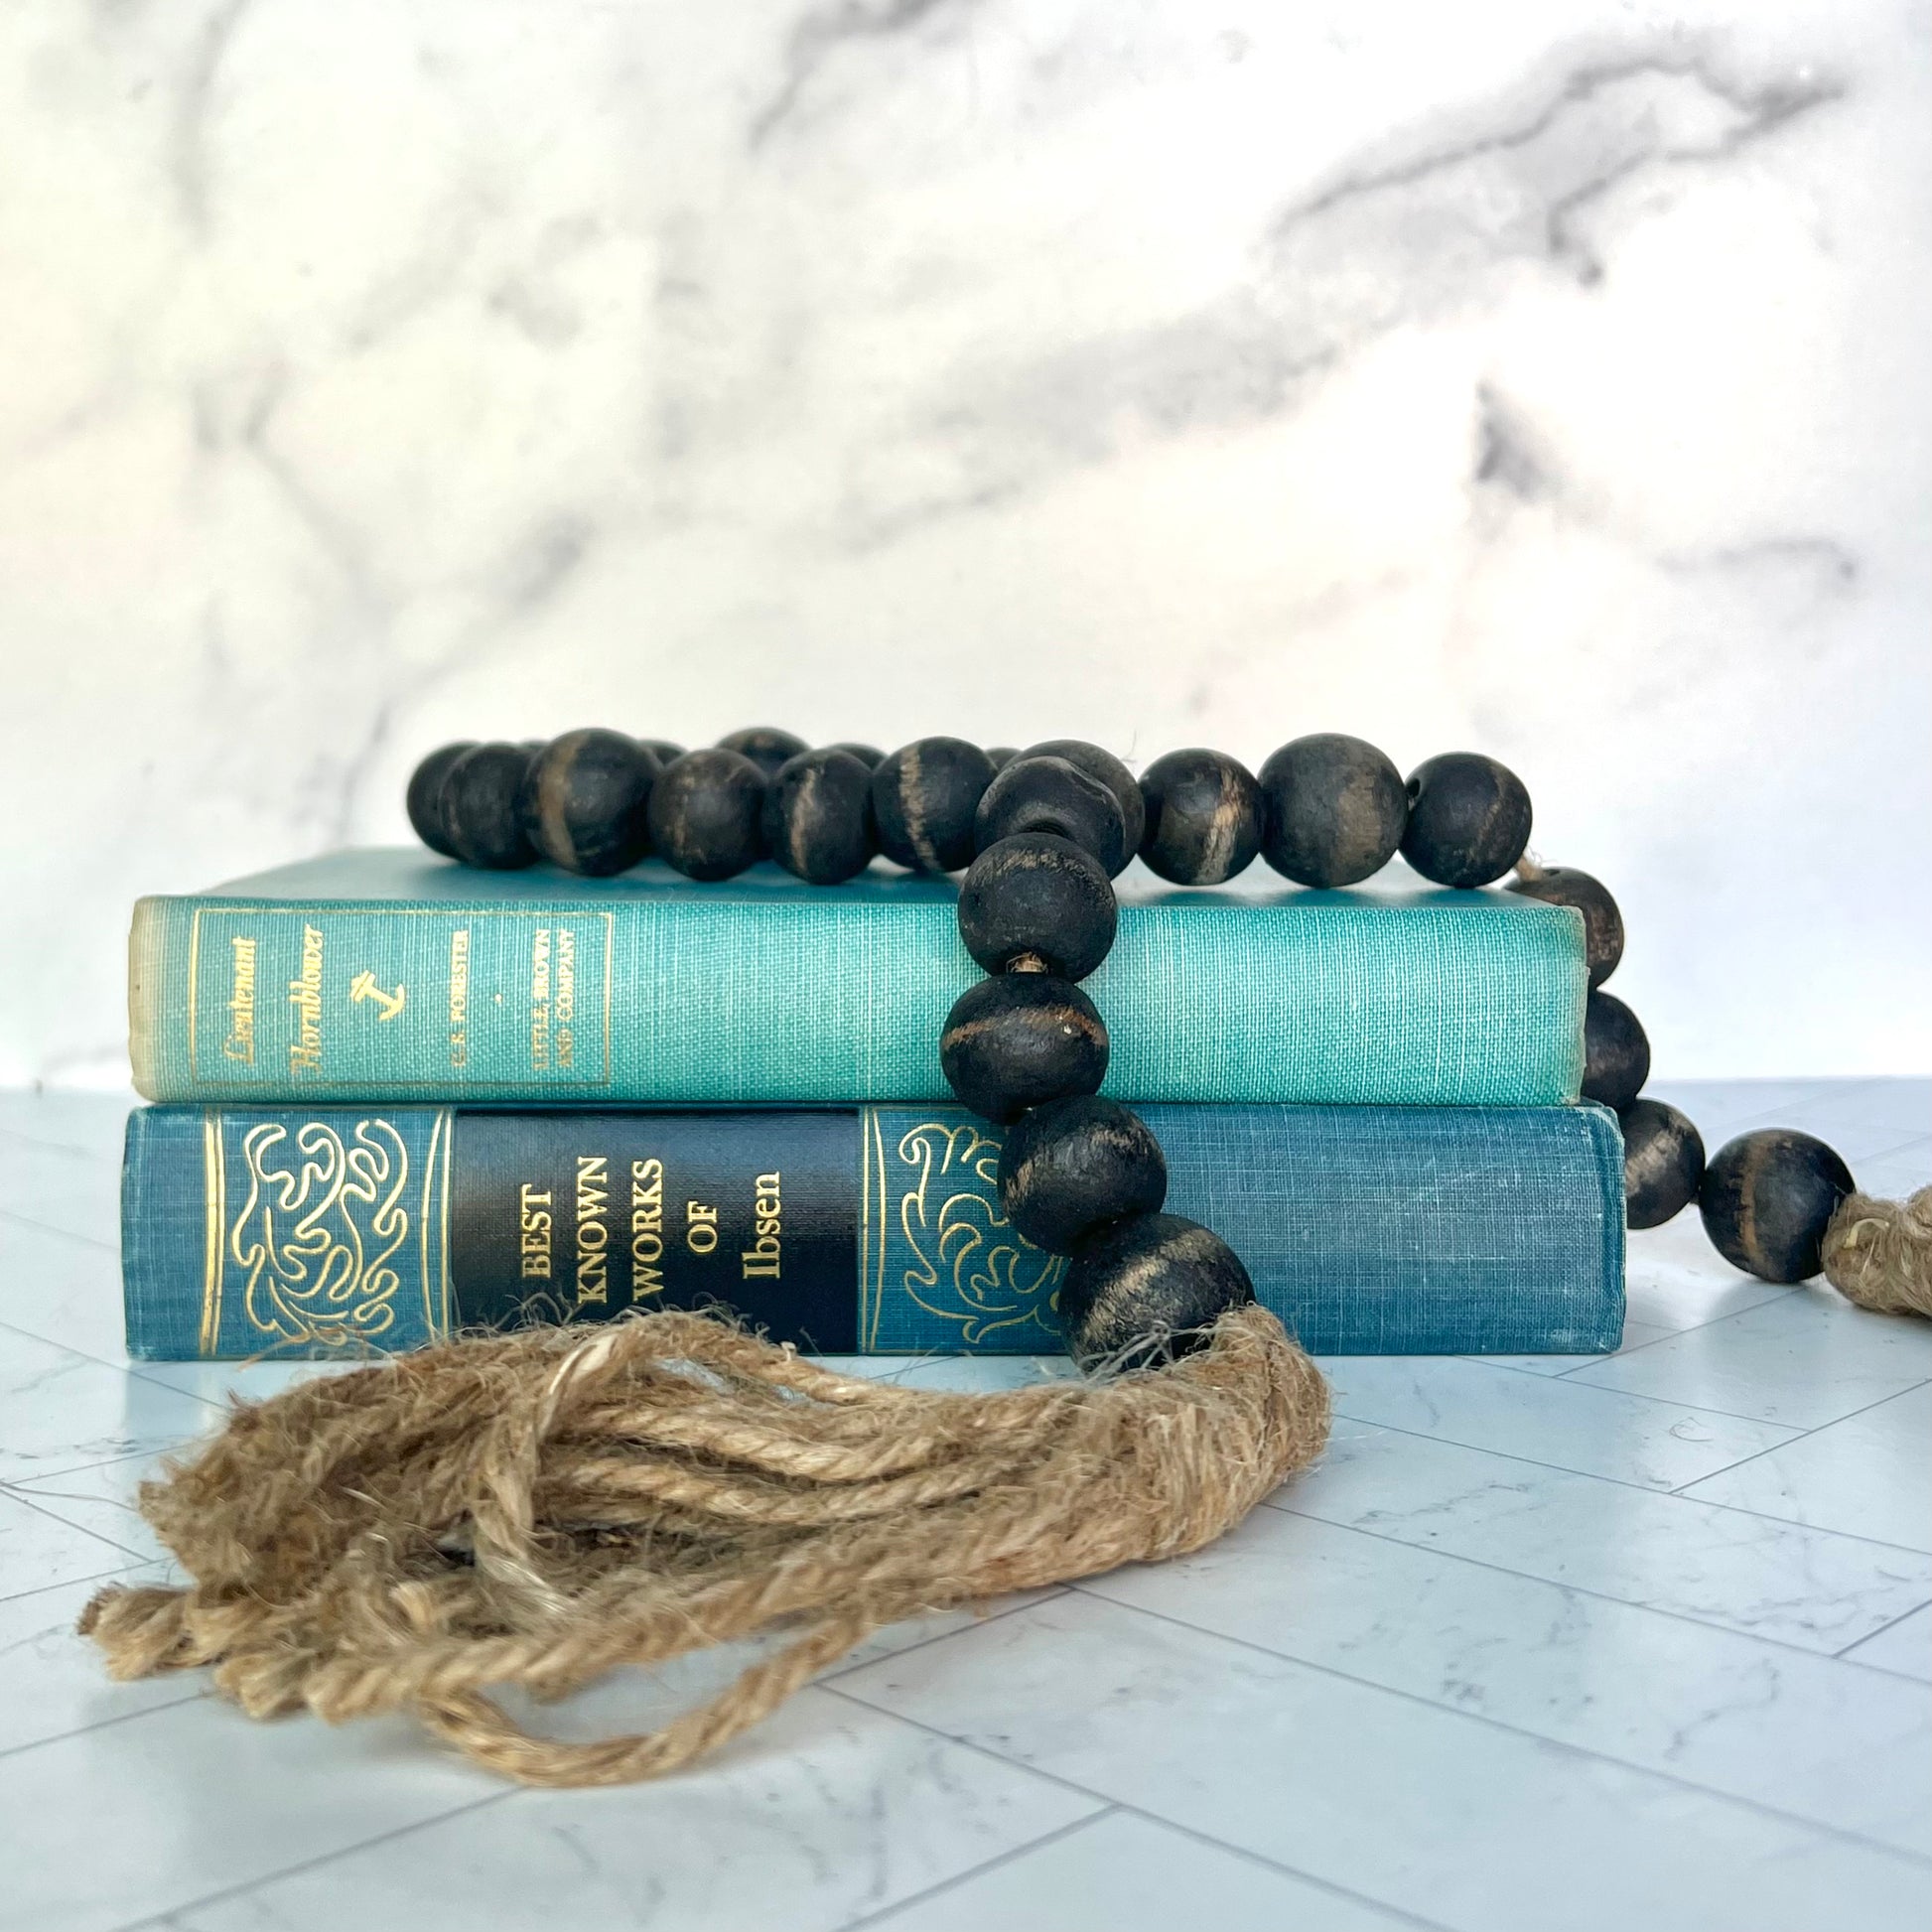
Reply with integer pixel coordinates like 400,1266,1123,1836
637,739,685,766
939,973,1108,1123
828,742,885,769
762,748,877,885
1021,740,1146,855
985,746,1019,771
442,743,539,869
521,729,657,877
1258,734,1407,888
975,756,1129,877
1139,748,1262,886
1620,1098,1705,1230
957,835,1116,980
1508,866,1625,988
647,748,766,881
1059,1212,1256,1371
716,727,809,780
1400,752,1533,889
1700,1129,1855,1284
998,1096,1166,1253
872,737,996,874
406,742,477,858
1582,990,1650,1109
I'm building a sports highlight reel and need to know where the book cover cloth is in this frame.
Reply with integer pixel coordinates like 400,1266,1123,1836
129,849,1587,1107
122,1102,1625,1360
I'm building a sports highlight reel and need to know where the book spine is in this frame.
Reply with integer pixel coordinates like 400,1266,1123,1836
128,891,1587,1108
123,1103,1625,1360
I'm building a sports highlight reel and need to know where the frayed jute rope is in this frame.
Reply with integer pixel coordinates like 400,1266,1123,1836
1825,1186,1932,1318
80,1305,1327,1787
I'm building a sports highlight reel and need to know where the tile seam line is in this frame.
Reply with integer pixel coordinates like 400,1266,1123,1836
1838,1596,1932,1663
0,1684,211,1764
1368,1358,1816,1431
0,1486,157,1568
0,1207,119,1255
816,1589,1069,1683
835,1807,1120,1932
0,1314,328,1415
0,1555,149,1611
1670,1375,1932,1507
1318,1411,1932,1557
1046,1587,1932,1866
1261,1496,1932,1663
814,1683,1457,1932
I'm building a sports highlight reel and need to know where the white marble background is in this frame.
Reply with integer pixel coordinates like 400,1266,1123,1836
0,0,1926,1085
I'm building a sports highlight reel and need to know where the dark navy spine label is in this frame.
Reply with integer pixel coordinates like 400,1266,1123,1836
450,1111,861,1350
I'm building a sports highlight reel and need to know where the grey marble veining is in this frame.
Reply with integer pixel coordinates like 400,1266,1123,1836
0,1,1925,1086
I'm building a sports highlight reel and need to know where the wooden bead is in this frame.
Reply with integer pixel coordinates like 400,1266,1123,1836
1700,1129,1855,1284
1620,1098,1705,1230
762,749,877,885
406,742,476,858
1021,740,1146,855
958,834,1117,980
442,743,539,870
716,727,809,779
1508,865,1624,988
1583,990,1650,1109
646,749,766,881
1139,748,1261,886
1059,1212,1255,1370
637,739,685,766
939,973,1108,1123
1400,752,1533,888
1258,734,1407,888
997,1096,1166,1253
872,737,996,874
975,756,1129,877
828,742,885,768
985,746,1019,770
521,729,657,877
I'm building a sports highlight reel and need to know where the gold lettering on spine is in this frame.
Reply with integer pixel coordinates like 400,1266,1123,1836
519,1185,553,1279
629,1159,664,1297
574,1154,610,1305
555,929,577,1070
286,925,325,1076
742,1170,782,1279
529,928,552,1070
223,938,258,1063
448,929,470,1068
200,1112,226,1355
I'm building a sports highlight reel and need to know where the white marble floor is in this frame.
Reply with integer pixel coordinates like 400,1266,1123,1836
1,1081,1928,1932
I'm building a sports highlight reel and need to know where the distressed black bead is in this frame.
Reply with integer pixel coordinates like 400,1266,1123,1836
762,748,877,885
939,973,1108,1123
997,1097,1167,1253
1620,1098,1705,1230
1583,990,1650,1109
958,835,1116,980
1508,865,1625,988
1022,742,1146,856
521,729,657,877
1059,1212,1256,1371
1400,753,1533,889
1258,734,1408,889
828,742,885,768
717,727,809,780
975,756,1129,877
647,749,766,882
872,738,995,874
637,739,685,767
1139,748,1261,886
442,743,539,870
985,746,1019,770
1701,1129,1855,1284
406,742,477,859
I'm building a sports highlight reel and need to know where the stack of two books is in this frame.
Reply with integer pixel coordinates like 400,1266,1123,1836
120,849,1624,1362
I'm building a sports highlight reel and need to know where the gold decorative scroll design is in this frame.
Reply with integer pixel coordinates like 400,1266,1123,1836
229,1119,410,1347
894,1119,1061,1344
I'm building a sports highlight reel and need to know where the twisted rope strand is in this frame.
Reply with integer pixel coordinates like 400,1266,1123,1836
81,1305,1327,1787
1825,1186,1932,1317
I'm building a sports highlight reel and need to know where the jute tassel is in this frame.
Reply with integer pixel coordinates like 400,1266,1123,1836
1825,1186,1932,1318
80,1305,1327,1787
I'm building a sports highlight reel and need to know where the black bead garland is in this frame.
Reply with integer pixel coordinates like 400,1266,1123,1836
871,737,995,875
409,724,1873,1331
1258,734,1408,889
985,746,1019,770
1139,749,1262,887
1700,1130,1855,1285
975,756,1130,877
1401,752,1534,889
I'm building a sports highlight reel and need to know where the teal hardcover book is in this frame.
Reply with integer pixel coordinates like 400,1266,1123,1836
129,850,1586,1107
120,1102,1625,1360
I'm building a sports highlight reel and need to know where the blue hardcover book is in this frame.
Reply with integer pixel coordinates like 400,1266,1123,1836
121,1103,1625,1359
127,849,1587,1108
